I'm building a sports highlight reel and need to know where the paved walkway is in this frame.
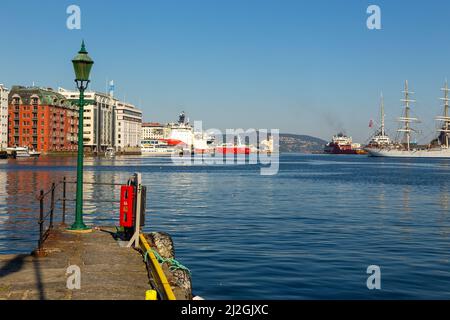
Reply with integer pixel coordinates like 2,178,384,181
0,227,150,300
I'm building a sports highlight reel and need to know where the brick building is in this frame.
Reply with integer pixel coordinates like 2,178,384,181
8,86,79,152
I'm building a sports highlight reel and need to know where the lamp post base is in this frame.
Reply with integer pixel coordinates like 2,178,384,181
67,222,92,234
66,228,93,234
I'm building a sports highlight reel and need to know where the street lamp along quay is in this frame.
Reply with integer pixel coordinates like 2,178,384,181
68,40,94,233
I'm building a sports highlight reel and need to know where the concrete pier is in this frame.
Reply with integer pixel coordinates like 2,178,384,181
0,226,150,300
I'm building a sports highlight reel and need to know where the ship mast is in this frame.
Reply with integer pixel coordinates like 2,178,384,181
437,80,450,148
398,80,417,151
380,92,386,137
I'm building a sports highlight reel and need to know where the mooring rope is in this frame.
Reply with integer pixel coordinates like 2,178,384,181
144,248,191,275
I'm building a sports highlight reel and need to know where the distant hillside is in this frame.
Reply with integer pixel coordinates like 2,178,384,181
279,134,327,153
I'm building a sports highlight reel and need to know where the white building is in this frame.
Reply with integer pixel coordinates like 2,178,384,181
0,85,9,150
141,122,171,141
115,101,142,152
59,88,114,153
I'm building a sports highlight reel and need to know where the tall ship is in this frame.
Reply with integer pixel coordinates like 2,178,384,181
367,93,392,147
366,80,450,158
324,133,367,155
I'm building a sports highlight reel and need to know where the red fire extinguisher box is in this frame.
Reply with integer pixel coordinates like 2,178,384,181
120,186,135,228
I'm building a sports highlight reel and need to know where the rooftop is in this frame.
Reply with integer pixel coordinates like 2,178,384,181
9,86,72,108
142,122,163,127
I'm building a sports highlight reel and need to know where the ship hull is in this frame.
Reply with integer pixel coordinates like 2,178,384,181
324,149,358,155
324,144,367,155
366,147,450,158
216,147,251,155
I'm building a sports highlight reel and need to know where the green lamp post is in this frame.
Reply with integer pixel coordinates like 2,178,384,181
69,41,94,232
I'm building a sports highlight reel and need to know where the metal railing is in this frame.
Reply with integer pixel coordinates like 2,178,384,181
37,182,58,252
36,177,126,252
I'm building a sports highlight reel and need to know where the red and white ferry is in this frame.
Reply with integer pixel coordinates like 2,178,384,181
215,143,251,155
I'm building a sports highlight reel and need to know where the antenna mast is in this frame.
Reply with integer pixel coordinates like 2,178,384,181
437,80,450,148
380,92,385,137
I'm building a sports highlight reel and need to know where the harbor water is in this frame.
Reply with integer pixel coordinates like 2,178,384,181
1,154,450,299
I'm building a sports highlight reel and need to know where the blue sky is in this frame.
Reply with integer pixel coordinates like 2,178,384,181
1,0,450,142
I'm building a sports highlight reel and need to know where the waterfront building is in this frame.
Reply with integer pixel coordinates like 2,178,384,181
114,101,142,152
141,122,171,140
8,86,79,152
0,85,9,149
59,88,114,153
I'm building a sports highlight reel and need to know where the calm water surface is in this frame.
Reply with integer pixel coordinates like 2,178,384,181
1,154,450,299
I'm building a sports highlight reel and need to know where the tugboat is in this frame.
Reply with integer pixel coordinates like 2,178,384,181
324,133,367,155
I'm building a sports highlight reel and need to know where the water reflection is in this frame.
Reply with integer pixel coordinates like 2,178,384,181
83,170,123,225
439,185,449,211
1,155,450,299
402,186,411,213
0,160,70,253
377,187,386,210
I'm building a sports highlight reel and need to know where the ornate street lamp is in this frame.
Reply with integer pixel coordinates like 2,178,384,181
68,40,94,232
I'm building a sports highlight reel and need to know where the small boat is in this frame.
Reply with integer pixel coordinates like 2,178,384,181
6,146,40,158
29,149,41,158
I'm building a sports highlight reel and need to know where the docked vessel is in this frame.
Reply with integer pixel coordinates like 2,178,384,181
28,149,41,158
6,146,41,158
324,133,367,155
141,139,177,156
366,81,450,158
214,135,251,155
161,112,193,149
141,111,264,156
161,112,212,154
215,143,251,155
